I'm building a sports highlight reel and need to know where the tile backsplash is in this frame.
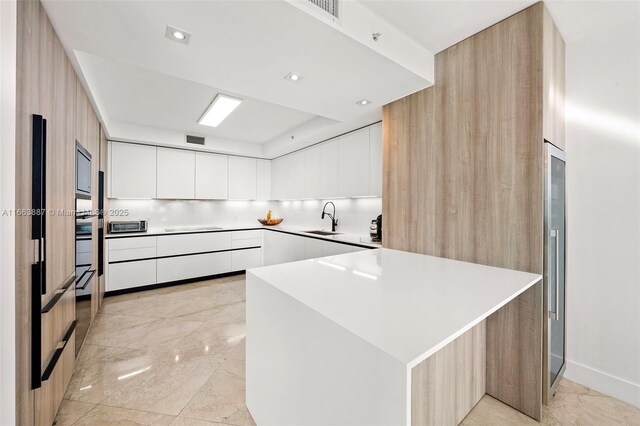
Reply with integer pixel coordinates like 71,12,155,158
108,197,381,236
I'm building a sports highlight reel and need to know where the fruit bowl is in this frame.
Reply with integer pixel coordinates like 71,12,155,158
258,218,283,226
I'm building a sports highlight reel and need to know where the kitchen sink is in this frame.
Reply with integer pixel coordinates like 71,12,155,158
305,230,342,236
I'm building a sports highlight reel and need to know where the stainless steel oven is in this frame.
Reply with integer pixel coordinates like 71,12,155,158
75,148,95,355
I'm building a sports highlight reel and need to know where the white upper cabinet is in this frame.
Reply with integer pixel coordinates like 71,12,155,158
229,156,257,200
109,142,157,199
156,147,195,199
303,146,321,199
195,152,228,200
320,139,340,199
339,127,370,197
369,122,382,197
289,151,306,200
257,159,271,201
271,156,285,200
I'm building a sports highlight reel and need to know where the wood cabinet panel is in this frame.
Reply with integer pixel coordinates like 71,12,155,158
543,7,566,149
411,321,485,426
383,3,553,421
15,0,103,422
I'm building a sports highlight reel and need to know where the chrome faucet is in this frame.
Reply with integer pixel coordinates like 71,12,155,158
321,201,338,232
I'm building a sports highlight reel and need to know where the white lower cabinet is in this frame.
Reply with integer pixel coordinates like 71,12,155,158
106,230,369,292
157,251,232,283
232,248,262,271
304,238,324,259
263,231,305,266
108,259,157,291
156,232,232,257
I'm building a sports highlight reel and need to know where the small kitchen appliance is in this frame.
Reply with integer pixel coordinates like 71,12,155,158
108,220,148,234
370,214,382,242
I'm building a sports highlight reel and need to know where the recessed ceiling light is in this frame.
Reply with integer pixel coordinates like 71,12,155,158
198,94,242,128
357,99,372,106
284,72,304,82
165,25,191,44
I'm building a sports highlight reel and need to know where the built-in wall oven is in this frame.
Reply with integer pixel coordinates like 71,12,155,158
75,142,95,355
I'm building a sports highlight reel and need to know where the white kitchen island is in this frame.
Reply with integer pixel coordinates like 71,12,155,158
246,248,543,426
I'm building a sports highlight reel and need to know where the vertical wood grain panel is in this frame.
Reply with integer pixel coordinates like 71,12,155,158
543,7,566,149
411,321,486,425
15,0,103,422
383,2,553,421
486,282,543,419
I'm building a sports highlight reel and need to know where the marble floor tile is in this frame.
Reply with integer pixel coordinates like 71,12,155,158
101,348,225,415
65,346,156,403
170,416,230,426
546,389,640,425
66,275,639,426
84,313,158,347
73,405,175,425
176,301,246,324
180,342,254,426
462,395,560,425
52,399,96,426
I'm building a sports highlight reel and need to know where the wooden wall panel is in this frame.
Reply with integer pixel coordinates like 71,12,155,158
15,0,103,423
383,2,553,421
411,321,486,426
486,282,543,420
543,7,566,149
382,87,441,255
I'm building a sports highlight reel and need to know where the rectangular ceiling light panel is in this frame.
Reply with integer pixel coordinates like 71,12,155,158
198,94,242,127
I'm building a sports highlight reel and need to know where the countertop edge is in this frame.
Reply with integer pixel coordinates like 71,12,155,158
105,225,381,249
405,274,542,369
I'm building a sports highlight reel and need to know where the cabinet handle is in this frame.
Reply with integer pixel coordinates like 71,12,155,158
41,320,76,382
550,229,560,321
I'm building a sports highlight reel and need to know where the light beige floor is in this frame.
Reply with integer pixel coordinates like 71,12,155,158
56,275,640,426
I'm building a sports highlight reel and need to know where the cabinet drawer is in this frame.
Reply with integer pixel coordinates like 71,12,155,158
35,329,75,426
108,247,156,262
157,251,231,283
107,259,157,291
232,238,262,249
156,232,232,257
232,230,262,240
231,248,262,271
108,236,157,251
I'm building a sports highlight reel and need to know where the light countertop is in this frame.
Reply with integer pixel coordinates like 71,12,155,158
105,223,381,248
248,248,541,367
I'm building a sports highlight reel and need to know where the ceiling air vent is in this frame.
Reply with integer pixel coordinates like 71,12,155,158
186,134,205,145
307,0,339,18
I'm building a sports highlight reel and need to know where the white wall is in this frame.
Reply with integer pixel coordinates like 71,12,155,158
564,15,640,407
0,0,17,422
277,198,381,236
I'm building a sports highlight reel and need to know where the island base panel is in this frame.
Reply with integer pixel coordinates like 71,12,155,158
246,272,408,426
411,321,486,425
486,281,543,420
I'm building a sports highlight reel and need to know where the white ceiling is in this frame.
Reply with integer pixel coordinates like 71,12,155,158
360,0,640,53
42,0,639,156
42,0,432,153
76,52,327,144
360,0,535,53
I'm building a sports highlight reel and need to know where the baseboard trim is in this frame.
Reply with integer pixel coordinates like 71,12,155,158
565,359,640,408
